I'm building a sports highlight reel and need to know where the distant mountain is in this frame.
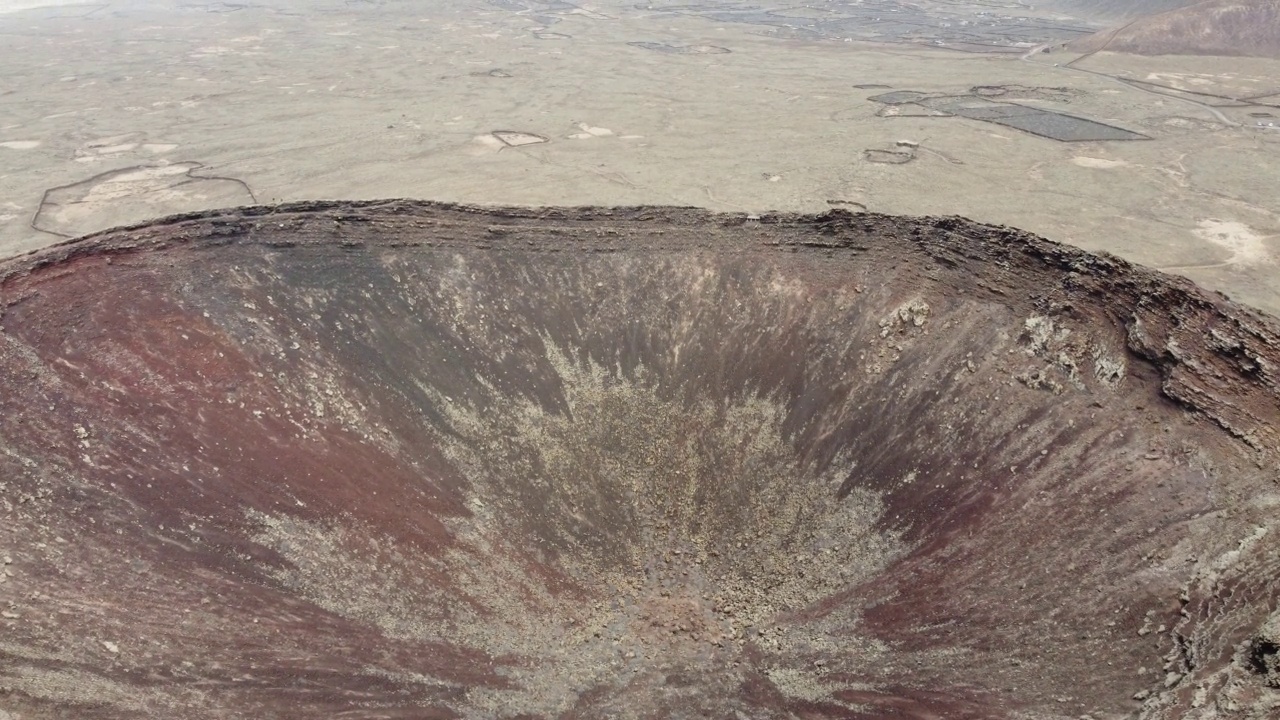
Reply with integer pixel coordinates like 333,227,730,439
1034,0,1203,23
1067,0,1280,58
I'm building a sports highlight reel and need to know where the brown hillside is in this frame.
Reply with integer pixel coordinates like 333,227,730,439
1069,0,1280,57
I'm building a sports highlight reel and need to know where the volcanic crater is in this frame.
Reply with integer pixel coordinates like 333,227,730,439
0,201,1278,720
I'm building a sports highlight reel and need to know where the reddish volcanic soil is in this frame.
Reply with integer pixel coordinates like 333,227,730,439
1,201,1278,719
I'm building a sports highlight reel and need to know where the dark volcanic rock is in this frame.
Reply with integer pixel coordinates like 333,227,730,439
0,201,1278,719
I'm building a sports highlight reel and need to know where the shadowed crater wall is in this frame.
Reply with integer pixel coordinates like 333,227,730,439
0,201,1278,720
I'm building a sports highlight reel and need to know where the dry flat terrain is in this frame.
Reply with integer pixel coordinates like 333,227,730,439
0,0,1278,314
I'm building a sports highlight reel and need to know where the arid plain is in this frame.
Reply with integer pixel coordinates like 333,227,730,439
1,0,1278,313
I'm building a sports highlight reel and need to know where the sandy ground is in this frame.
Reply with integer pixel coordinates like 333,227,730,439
1,0,1278,314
